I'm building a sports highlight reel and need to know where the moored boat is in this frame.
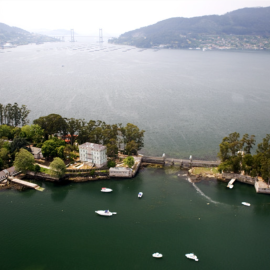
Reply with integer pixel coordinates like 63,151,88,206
138,192,143,198
152,252,163,258
185,253,199,261
95,210,117,216
101,187,113,192
242,202,251,206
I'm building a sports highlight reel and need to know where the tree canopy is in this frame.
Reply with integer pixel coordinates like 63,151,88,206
50,157,66,178
14,148,34,173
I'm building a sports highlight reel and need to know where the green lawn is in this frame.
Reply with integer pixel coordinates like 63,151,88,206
192,167,219,175
40,167,50,174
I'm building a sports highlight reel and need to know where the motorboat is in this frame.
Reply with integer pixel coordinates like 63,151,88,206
242,202,251,206
185,253,199,261
101,187,113,192
95,210,117,216
152,252,163,258
138,192,143,198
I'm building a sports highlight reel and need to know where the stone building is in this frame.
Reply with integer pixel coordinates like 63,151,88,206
109,167,132,178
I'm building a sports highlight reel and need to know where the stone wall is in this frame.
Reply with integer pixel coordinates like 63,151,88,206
222,173,256,185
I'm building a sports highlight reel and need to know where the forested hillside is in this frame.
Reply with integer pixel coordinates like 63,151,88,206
109,7,270,49
0,22,58,47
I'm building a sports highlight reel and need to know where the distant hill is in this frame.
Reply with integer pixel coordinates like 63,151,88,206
0,22,58,47
110,7,270,48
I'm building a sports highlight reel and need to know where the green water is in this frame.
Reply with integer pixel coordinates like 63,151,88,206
1,168,270,270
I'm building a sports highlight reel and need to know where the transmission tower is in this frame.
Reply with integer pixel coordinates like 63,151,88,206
70,29,75,42
99,29,103,44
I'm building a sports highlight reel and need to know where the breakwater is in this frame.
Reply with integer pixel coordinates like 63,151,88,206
141,156,220,167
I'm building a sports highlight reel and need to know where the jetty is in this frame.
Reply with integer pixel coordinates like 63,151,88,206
9,177,45,191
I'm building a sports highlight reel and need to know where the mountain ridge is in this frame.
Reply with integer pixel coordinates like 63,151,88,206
109,7,270,49
0,22,59,47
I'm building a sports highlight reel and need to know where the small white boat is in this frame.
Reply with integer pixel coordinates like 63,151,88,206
95,210,117,216
152,252,163,258
242,202,251,206
185,253,199,261
101,187,112,192
138,192,143,198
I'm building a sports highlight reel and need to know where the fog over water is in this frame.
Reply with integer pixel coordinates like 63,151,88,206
1,40,270,159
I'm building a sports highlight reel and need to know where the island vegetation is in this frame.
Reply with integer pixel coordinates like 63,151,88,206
0,103,145,176
218,132,270,182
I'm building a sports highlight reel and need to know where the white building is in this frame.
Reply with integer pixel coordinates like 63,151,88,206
79,142,107,168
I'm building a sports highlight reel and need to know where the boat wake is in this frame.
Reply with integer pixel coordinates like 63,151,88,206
187,177,220,204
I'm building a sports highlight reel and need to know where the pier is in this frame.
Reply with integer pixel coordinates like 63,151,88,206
9,177,45,191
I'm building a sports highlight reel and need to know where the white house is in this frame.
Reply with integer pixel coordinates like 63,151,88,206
79,142,107,168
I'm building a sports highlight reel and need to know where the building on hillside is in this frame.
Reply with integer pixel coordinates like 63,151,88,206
30,147,43,159
79,142,107,168
109,167,132,178
0,166,19,182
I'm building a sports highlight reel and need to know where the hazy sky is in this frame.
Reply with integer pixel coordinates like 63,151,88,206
1,0,270,37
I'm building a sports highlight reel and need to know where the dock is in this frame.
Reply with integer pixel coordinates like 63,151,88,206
9,177,45,191
227,178,236,189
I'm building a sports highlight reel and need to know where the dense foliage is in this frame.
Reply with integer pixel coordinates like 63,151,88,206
218,132,270,182
33,114,145,157
0,103,30,126
0,106,144,170
14,148,35,173
49,157,66,178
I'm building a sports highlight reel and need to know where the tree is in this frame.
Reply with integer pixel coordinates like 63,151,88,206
41,138,65,159
12,103,21,126
107,160,116,168
0,148,10,168
123,156,135,168
241,134,256,154
50,157,66,178
14,148,35,173
10,137,29,153
125,140,138,155
0,125,13,139
106,138,118,158
33,114,67,140
121,123,145,153
20,105,30,126
65,118,81,145
30,124,44,144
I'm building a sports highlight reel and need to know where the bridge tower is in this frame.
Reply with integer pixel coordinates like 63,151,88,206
99,29,103,44
70,29,75,42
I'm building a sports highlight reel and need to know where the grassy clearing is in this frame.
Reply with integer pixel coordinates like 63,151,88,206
192,167,219,175
40,167,50,174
